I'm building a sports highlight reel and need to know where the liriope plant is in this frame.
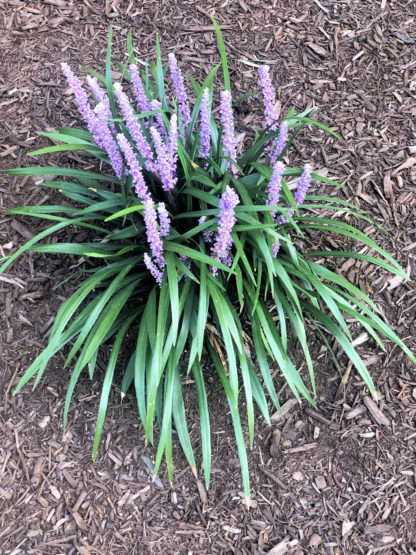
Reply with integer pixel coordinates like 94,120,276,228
1,22,414,504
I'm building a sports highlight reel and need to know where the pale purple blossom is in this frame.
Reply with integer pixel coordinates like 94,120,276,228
87,76,116,134
114,83,156,172
199,88,211,160
258,65,278,131
277,164,312,224
61,63,95,131
294,164,312,206
272,238,281,257
144,253,163,286
149,99,166,136
117,133,150,201
94,104,123,178
266,161,285,219
150,126,176,191
167,113,178,176
211,186,240,274
199,216,213,243
144,199,165,268
168,53,191,127
129,63,150,113
269,121,288,165
158,203,171,236
220,90,237,176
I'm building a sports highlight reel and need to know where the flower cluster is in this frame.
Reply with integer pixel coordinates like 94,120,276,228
60,57,313,285
168,53,191,128
211,186,240,274
199,88,211,161
220,90,237,176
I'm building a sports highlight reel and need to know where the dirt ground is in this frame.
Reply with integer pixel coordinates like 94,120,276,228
1,1,416,553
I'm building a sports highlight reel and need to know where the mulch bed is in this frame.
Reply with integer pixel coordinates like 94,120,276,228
1,1,416,553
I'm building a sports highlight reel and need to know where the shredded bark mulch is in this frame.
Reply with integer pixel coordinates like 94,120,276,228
1,1,416,553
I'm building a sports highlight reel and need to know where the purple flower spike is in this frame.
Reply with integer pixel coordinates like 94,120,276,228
270,121,288,165
150,126,177,191
158,203,171,236
149,99,166,136
272,238,281,257
199,216,213,243
266,161,285,219
258,65,278,130
129,64,150,113
199,88,211,161
144,253,163,286
168,53,192,128
294,164,313,207
144,199,165,268
117,133,150,201
114,83,156,173
220,90,238,176
167,113,178,175
61,63,95,132
211,186,240,274
87,76,116,134
94,104,123,178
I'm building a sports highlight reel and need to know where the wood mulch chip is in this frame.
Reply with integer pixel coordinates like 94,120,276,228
1,0,416,553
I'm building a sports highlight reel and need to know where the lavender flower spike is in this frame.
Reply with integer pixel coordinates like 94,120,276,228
266,161,285,220
220,90,238,176
211,186,240,274
294,164,313,207
117,133,150,202
113,82,156,173
144,199,165,268
199,88,211,161
150,126,177,191
168,53,191,127
158,203,171,237
199,216,213,243
272,238,281,257
129,63,150,113
144,253,163,286
149,99,166,136
94,104,123,178
61,63,95,132
87,76,116,134
270,121,288,165
258,65,278,130
167,113,178,175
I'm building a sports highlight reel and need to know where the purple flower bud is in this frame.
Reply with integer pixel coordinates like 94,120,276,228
149,99,166,136
144,199,165,268
150,126,177,191
199,88,211,160
269,121,288,165
94,104,123,178
211,186,240,274
258,65,278,130
144,253,163,286
294,164,312,206
272,238,281,257
61,63,95,131
114,83,156,172
266,161,285,219
87,76,116,134
117,133,150,201
220,90,237,176
167,113,178,175
129,63,150,113
158,203,171,236
199,216,213,243
168,53,191,128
